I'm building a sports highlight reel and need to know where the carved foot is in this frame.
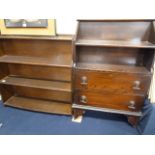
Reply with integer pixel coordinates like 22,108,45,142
72,108,85,119
127,116,140,128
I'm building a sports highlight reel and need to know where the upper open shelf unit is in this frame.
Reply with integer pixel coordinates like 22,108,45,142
75,20,155,49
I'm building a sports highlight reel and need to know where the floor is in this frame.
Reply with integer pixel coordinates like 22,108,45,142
0,100,155,135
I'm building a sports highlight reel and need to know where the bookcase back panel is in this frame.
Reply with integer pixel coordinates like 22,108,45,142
76,46,154,67
78,21,152,41
1,39,72,58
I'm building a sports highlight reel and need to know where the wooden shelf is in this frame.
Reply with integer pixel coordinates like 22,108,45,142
0,76,71,92
76,62,151,74
76,39,155,49
0,55,72,68
5,96,72,115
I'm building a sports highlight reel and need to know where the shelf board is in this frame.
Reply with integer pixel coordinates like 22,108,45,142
76,39,155,49
0,55,72,68
0,76,71,92
5,96,72,115
76,62,151,74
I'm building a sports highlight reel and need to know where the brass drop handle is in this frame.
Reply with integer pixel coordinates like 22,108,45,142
133,81,141,90
128,100,136,110
80,76,88,85
80,95,87,104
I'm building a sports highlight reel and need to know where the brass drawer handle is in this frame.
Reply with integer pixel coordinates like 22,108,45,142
133,81,141,90
80,95,87,104
128,100,136,110
80,76,88,85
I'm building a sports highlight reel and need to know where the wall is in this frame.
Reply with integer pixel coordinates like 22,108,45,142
56,19,76,34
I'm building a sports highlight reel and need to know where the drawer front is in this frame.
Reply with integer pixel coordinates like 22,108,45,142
8,64,71,82
75,69,151,95
75,91,144,112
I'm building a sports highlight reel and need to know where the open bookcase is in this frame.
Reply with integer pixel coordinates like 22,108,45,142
0,35,73,115
73,20,155,126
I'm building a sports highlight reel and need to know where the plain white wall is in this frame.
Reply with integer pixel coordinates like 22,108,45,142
56,19,76,34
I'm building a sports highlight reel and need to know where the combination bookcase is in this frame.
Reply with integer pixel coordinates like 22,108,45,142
72,20,155,126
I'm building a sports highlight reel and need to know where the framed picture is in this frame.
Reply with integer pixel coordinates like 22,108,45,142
4,19,48,28
0,19,56,36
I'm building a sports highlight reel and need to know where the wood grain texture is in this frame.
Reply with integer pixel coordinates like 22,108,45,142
76,39,155,49
73,20,155,119
0,63,9,80
127,116,140,127
0,55,72,67
0,35,73,115
0,77,72,103
76,63,150,74
77,21,153,41
8,64,72,82
75,69,151,95
13,86,71,102
0,85,14,102
76,46,151,66
1,39,72,58
5,96,72,115
1,76,71,92
75,90,144,112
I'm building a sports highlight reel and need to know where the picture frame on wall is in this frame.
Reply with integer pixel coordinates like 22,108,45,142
0,19,56,36
4,19,48,28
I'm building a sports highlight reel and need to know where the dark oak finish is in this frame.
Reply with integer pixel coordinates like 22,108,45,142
1,40,72,63
77,20,154,42
75,90,144,112
0,77,71,103
14,86,71,102
0,35,73,115
76,39,155,49
76,46,154,69
72,108,85,119
5,96,72,115
0,55,72,67
8,64,71,82
1,76,71,92
75,69,151,95
76,63,151,74
127,116,140,127
73,20,155,126
0,63,9,79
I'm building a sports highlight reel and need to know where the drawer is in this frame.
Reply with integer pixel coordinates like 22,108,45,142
75,69,151,95
75,90,145,112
